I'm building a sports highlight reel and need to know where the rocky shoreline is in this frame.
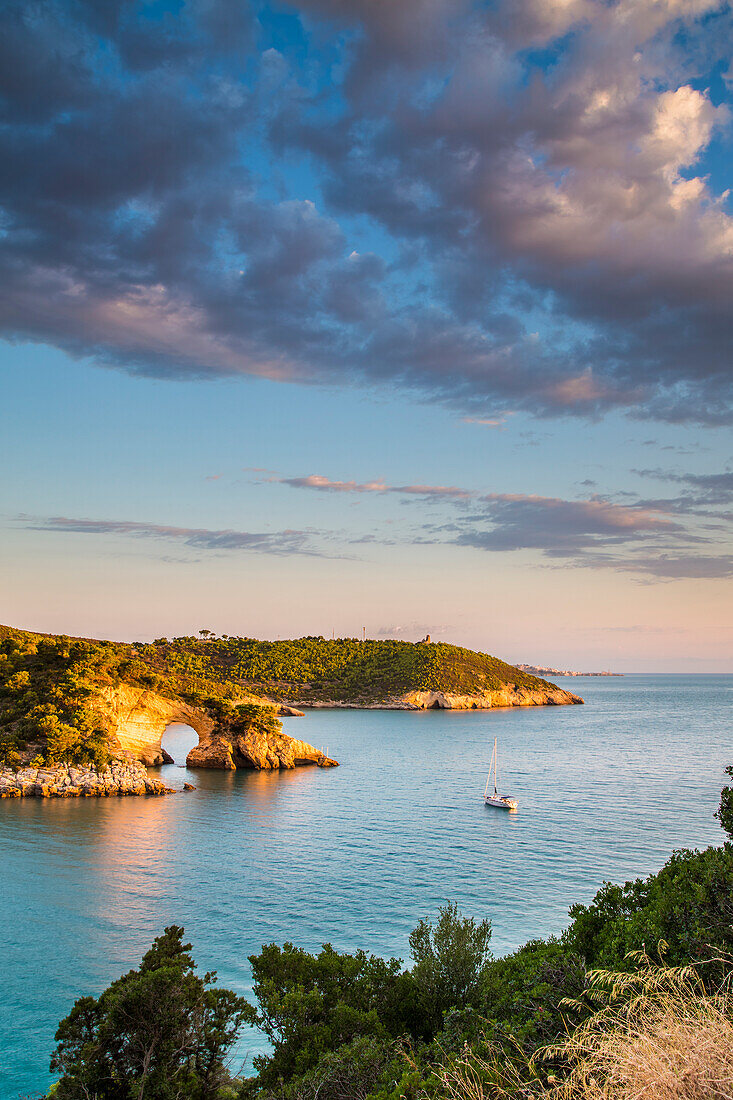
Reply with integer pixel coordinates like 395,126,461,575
0,759,177,798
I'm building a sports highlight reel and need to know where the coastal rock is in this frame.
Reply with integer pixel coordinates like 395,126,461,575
395,686,583,709
96,684,217,765
187,729,337,771
93,685,306,767
0,760,176,798
186,737,236,770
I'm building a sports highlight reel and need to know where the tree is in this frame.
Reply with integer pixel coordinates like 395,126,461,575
408,903,492,1034
51,926,252,1100
716,764,733,840
247,942,418,1088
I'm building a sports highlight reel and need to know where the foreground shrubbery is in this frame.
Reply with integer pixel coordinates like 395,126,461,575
45,770,733,1099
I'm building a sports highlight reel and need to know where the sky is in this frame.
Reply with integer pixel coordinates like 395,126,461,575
1,0,732,671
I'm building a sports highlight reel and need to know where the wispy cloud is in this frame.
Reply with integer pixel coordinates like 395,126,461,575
376,622,450,639
454,495,681,556
25,517,324,556
633,469,733,505
462,414,513,429
605,554,733,580
276,474,473,499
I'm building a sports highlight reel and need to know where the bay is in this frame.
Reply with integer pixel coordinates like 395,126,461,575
1,674,730,1098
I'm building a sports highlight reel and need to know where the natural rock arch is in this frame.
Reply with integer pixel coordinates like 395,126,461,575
97,685,216,766
95,684,337,771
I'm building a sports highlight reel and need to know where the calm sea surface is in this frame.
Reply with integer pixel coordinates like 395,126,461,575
2,675,731,1098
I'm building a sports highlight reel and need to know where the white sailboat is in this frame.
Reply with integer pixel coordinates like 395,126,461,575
484,737,518,810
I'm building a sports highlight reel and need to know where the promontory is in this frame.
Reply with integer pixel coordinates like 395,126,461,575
0,626,581,794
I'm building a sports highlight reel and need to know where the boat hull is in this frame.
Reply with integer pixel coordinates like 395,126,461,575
485,796,518,810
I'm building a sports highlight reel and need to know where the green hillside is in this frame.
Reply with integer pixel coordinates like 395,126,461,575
0,624,560,767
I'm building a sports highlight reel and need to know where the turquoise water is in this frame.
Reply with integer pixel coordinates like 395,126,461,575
2,675,731,1098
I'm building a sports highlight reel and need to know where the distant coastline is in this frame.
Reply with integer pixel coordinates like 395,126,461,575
516,664,622,678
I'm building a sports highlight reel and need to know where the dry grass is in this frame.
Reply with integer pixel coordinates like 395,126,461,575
542,956,733,1100
430,957,733,1100
429,1042,538,1100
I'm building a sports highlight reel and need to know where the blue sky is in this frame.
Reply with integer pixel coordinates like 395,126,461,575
1,0,732,670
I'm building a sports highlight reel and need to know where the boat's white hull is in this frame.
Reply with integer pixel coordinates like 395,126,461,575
485,796,518,810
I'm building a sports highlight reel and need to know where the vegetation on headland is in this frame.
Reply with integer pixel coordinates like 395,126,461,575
43,768,733,1099
0,623,562,767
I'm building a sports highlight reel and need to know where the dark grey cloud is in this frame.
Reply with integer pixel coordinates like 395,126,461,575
632,468,733,510
0,0,731,423
453,494,683,556
450,497,733,577
26,516,322,556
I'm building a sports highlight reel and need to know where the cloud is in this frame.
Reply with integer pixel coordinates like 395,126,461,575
454,494,681,555
276,474,473,498
439,488,732,577
0,0,731,423
376,621,449,639
25,516,323,556
611,554,733,580
267,469,732,576
462,415,513,428
632,468,733,506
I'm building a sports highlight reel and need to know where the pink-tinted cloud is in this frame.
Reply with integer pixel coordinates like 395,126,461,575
278,474,472,498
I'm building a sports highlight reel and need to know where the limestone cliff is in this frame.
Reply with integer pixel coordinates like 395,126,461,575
96,684,216,765
0,759,173,798
293,684,582,710
92,685,337,772
187,730,337,770
393,685,583,709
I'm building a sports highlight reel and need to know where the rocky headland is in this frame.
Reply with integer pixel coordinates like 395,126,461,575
188,730,337,770
0,626,584,795
516,663,621,678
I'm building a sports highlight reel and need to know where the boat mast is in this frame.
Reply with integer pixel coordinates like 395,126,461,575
494,736,498,795
484,741,495,799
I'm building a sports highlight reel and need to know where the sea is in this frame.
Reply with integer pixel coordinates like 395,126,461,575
2,674,731,1098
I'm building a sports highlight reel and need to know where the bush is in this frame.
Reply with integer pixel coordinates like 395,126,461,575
479,938,586,1046
716,764,733,840
247,942,418,1089
566,843,733,978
